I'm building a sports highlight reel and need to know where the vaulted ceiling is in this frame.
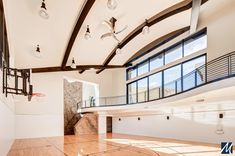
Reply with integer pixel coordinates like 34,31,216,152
3,0,209,73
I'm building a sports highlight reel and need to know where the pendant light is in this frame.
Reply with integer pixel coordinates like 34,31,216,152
116,44,122,54
34,45,42,58
84,25,91,40
39,0,49,19
71,58,76,69
107,0,117,10
142,19,150,35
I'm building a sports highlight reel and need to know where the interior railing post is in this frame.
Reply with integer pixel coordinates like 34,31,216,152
228,55,231,76
205,63,208,83
175,81,177,94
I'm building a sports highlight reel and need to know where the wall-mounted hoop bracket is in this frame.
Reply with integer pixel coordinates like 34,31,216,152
2,64,33,101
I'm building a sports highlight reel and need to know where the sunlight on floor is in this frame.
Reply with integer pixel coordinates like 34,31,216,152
104,138,221,156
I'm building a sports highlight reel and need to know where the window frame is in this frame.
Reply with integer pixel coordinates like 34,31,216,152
126,28,207,81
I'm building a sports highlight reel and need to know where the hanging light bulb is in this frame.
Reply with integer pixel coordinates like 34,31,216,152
142,19,150,35
39,0,49,19
107,0,117,10
71,58,76,69
34,45,42,58
116,48,122,54
84,25,91,40
116,45,122,55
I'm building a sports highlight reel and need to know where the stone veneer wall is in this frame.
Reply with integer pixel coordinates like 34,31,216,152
64,79,83,135
74,113,98,135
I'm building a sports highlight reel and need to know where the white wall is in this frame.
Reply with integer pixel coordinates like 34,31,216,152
199,0,235,61
15,69,125,138
0,99,15,156
113,107,235,144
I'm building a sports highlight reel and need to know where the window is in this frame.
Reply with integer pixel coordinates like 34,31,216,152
127,68,137,80
184,34,207,57
150,53,164,71
127,82,137,104
149,72,162,100
137,78,148,102
138,61,149,76
183,56,206,90
164,65,182,97
165,43,182,64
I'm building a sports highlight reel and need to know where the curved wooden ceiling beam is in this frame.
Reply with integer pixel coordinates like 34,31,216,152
124,26,190,66
102,0,208,67
61,0,96,69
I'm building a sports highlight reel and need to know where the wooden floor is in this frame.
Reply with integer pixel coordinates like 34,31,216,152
8,133,223,156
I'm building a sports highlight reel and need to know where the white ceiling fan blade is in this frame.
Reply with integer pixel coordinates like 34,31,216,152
100,32,113,40
102,20,114,32
112,34,120,43
115,25,128,34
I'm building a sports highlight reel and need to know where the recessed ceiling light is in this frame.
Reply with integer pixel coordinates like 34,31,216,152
39,0,49,19
84,25,91,40
71,58,76,69
107,0,117,10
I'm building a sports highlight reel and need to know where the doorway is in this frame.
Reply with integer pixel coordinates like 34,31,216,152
106,117,112,133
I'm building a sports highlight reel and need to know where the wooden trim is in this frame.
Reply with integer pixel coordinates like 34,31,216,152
30,65,123,73
61,0,95,69
79,70,86,74
124,26,190,65
102,0,208,67
96,68,105,74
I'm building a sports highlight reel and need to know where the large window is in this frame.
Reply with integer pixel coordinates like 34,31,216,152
184,34,207,57
137,78,148,102
165,44,182,64
126,28,207,81
138,61,149,76
149,72,162,100
127,68,137,80
164,65,182,97
127,82,137,104
150,53,163,71
183,56,206,90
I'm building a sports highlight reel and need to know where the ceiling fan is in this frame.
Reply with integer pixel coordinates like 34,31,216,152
101,17,127,43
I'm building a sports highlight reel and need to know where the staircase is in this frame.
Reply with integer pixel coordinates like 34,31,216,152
64,113,82,135
74,113,98,135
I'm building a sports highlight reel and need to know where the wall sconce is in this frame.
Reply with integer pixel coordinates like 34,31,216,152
166,116,170,120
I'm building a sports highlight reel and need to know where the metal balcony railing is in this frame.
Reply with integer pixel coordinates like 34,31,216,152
82,51,235,108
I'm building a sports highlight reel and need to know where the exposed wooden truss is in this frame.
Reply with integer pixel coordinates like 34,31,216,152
61,0,96,69
30,65,123,73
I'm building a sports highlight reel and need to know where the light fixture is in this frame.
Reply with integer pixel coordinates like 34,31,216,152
107,0,117,10
116,44,122,54
71,58,76,69
142,19,150,35
39,0,49,19
34,45,42,58
84,25,91,40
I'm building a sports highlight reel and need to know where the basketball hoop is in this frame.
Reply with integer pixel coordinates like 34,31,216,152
32,93,46,97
